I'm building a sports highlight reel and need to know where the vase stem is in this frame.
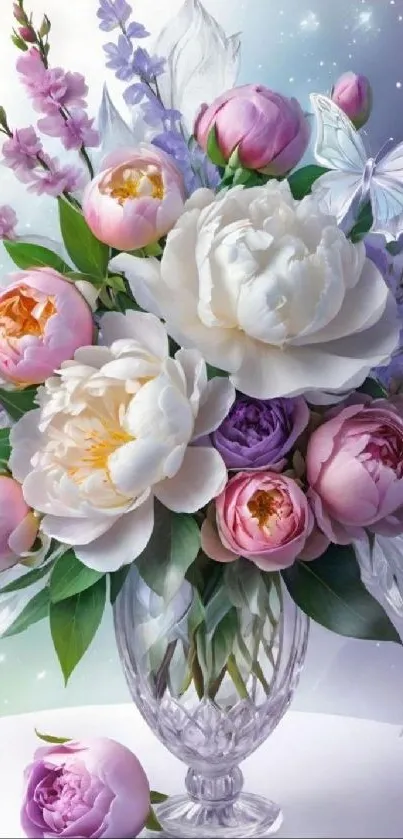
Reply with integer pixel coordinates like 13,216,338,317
185,766,244,806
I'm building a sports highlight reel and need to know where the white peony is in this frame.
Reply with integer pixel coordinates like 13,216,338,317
9,311,235,572
111,181,399,404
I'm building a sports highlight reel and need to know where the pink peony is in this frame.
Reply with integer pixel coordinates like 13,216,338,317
306,397,403,544
194,84,310,175
0,268,93,386
331,72,372,129
201,470,314,570
82,145,185,251
21,737,150,838
0,476,38,571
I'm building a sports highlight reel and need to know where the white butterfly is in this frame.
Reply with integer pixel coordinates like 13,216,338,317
310,93,403,241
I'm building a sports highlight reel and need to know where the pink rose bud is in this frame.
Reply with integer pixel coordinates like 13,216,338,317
18,26,36,43
201,470,314,570
306,397,403,545
83,145,186,252
21,737,151,838
13,3,26,23
331,72,372,129
194,84,310,175
0,476,38,570
0,268,94,386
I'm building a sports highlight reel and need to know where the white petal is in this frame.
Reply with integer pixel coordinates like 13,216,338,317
155,0,241,134
108,255,163,317
101,309,169,361
154,446,227,513
231,297,400,400
109,439,168,496
41,514,114,545
75,280,99,312
9,410,42,483
192,376,235,440
75,499,154,572
291,258,391,346
73,346,113,368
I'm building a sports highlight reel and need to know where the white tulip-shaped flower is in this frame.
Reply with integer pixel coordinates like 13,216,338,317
9,312,235,571
111,181,400,404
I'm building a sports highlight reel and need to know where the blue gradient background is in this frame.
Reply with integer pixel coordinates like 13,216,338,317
1,0,403,721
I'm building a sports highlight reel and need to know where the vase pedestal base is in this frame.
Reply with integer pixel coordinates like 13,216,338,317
154,792,283,838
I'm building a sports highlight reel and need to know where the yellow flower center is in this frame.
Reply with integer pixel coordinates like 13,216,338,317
103,165,165,205
68,422,134,482
0,285,56,340
248,489,282,529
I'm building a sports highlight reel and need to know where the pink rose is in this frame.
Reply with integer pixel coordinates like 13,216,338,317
201,470,314,570
306,397,403,544
194,84,310,175
331,72,372,129
0,268,93,386
0,476,38,570
82,145,185,251
21,737,150,839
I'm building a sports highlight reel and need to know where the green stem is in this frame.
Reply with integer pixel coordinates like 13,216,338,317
227,654,249,700
190,643,204,700
79,145,94,180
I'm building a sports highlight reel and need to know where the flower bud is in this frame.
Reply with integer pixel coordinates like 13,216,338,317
18,25,36,43
13,3,26,23
331,72,372,129
38,15,51,38
195,84,310,175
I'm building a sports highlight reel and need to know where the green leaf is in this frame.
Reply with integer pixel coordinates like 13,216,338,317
58,198,110,278
206,363,229,379
50,577,106,684
35,729,71,745
0,562,51,595
282,544,400,643
197,607,238,683
0,428,11,465
106,274,127,293
136,506,201,603
358,376,387,399
224,559,271,616
3,240,71,273
2,588,49,638
145,807,163,832
206,125,227,167
66,271,104,288
150,791,169,804
109,566,130,604
288,164,328,199
349,201,373,242
50,551,104,603
0,386,38,420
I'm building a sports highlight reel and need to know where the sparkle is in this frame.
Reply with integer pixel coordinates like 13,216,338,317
397,82,402,89
354,9,374,32
300,11,320,32
36,670,47,681
0,654,5,664
289,76,294,83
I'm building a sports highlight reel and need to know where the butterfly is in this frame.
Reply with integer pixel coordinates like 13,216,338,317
309,93,403,241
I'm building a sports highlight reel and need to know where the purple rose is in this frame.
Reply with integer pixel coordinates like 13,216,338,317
211,395,310,470
21,738,150,838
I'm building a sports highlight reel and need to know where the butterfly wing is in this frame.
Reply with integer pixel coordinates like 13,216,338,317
311,169,363,223
371,142,403,240
309,94,367,224
310,93,367,172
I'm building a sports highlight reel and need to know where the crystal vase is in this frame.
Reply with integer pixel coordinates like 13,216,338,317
113,565,309,839
354,533,403,620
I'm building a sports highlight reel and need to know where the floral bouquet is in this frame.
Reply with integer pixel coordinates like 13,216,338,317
1,0,403,836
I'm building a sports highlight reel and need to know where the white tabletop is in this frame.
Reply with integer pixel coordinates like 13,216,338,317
0,704,402,838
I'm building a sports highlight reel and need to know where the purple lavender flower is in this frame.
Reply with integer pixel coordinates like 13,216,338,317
38,111,100,150
211,395,310,470
153,130,219,193
28,161,84,196
103,36,134,81
2,126,42,171
126,21,149,39
97,0,132,31
0,205,17,240
131,47,165,83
